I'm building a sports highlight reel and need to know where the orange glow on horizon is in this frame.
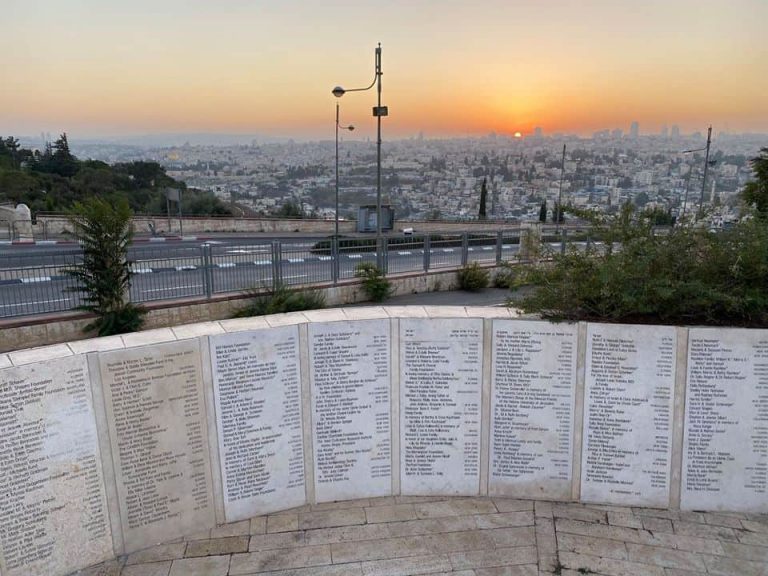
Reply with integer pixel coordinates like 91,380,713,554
1,1,766,138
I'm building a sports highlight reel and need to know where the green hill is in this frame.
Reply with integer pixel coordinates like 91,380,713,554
0,134,231,216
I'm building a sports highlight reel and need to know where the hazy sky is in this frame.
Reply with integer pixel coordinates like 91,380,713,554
2,0,767,140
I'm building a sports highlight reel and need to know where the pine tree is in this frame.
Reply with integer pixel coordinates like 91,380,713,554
478,177,487,220
742,148,768,219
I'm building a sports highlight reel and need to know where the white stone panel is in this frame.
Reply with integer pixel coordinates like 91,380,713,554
8,343,71,366
490,320,578,500
309,320,392,502
681,328,768,513
400,318,483,495
98,340,215,552
209,327,306,521
0,355,113,576
580,324,676,507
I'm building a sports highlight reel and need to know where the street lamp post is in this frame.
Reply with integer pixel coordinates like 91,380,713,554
681,126,713,223
332,43,386,268
335,102,354,241
556,144,566,233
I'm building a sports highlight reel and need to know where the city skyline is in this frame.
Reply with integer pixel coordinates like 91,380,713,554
2,0,767,140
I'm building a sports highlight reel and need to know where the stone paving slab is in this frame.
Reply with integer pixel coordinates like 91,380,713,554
70,496,768,576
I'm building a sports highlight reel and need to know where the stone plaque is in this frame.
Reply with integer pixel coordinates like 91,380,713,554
581,324,676,507
490,320,578,500
682,328,768,512
309,320,392,502
210,327,305,521
0,356,112,576
99,340,214,552
400,318,483,495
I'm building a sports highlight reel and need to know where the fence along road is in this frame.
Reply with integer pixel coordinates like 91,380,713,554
0,229,589,319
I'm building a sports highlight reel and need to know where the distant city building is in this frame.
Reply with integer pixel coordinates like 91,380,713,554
630,121,639,138
534,127,543,138
611,128,623,138
671,125,680,138
661,124,669,138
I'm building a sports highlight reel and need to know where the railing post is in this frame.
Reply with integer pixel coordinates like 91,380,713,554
379,236,389,275
561,228,567,255
461,232,469,266
332,236,339,284
271,240,282,290
202,245,213,299
423,235,431,272
496,230,503,265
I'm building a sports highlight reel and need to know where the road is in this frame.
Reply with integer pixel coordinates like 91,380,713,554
1,236,545,318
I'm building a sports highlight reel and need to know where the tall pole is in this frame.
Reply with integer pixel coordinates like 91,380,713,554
375,43,383,268
335,102,340,240
178,189,183,236
166,192,171,233
698,126,712,220
680,164,693,223
556,144,566,232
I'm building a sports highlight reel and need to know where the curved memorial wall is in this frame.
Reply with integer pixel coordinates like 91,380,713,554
0,307,766,576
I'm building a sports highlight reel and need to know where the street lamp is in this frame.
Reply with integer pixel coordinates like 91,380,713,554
681,126,712,222
332,43,386,268
335,102,354,240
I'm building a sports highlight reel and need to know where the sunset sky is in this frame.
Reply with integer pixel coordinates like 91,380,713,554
2,0,767,141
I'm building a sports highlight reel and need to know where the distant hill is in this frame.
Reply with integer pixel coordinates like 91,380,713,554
0,133,231,216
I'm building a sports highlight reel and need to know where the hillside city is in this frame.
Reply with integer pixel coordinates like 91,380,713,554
62,126,768,227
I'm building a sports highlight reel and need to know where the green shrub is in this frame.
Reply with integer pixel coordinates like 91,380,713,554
512,214,768,327
234,285,326,317
355,262,393,302
493,262,518,289
457,262,490,292
64,197,147,336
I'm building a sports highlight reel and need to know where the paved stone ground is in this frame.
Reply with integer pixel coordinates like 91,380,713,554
73,496,768,576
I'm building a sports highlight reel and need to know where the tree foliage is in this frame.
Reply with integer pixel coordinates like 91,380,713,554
0,134,231,215
511,209,768,327
741,147,768,219
478,177,488,220
65,197,146,335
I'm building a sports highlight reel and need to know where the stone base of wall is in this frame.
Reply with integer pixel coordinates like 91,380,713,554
0,267,479,352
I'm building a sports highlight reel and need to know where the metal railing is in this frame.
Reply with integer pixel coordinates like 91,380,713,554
0,227,592,319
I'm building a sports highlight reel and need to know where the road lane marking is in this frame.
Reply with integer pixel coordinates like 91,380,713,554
142,284,204,294
0,298,70,308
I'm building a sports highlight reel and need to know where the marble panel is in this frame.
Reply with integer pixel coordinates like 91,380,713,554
489,320,578,500
399,318,484,495
98,340,215,552
681,328,768,512
209,327,306,521
309,320,392,502
580,323,677,507
0,355,113,576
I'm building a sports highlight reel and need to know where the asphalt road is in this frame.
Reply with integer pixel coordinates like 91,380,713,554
0,239,538,318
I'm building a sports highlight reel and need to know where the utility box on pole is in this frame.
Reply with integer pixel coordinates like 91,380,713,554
357,205,394,233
